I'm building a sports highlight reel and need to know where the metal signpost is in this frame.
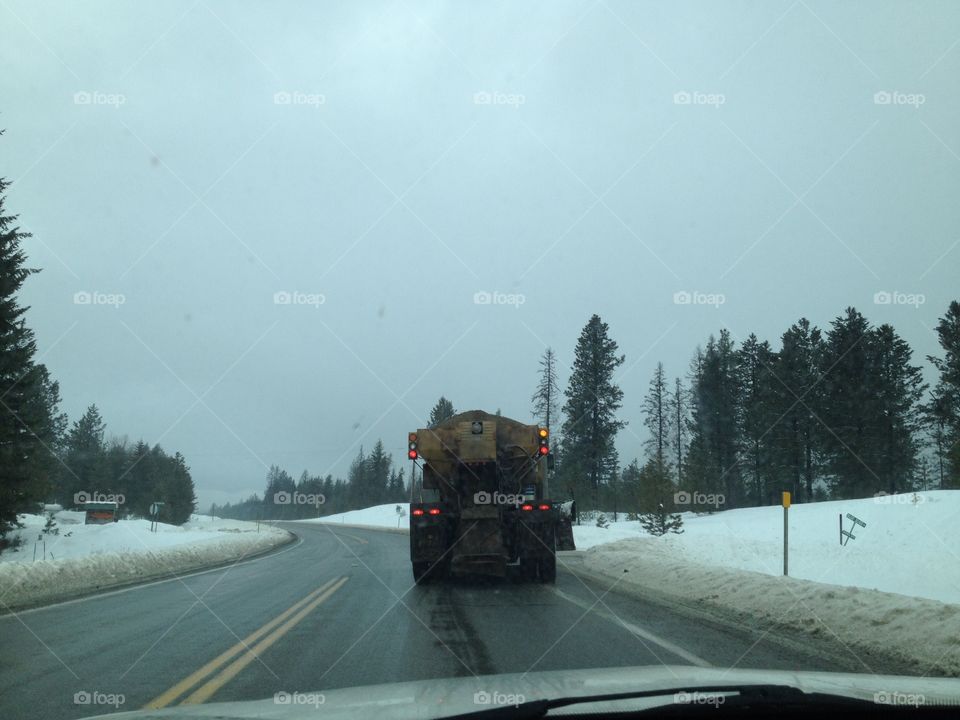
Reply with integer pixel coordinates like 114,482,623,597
782,492,791,576
840,512,866,546
149,502,164,532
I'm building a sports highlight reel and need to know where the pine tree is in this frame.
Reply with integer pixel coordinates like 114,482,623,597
531,347,560,435
769,319,823,503
737,334,777,505
59,405,108,507
685,331,743,506
366,439,391,506
871,324,926,494
0,157,63,547
818,308,877,498
639,503,684,536
428,396,456,428
669,377,689,486
927,301,960,487
560,315,626,509
642,362,670,466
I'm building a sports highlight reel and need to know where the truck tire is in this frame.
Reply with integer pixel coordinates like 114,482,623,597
538,554,556,583
412,562,432,584
519,557,539,582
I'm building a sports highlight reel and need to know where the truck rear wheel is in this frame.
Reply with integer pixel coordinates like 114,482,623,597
412,562,432,584
538,554,556,583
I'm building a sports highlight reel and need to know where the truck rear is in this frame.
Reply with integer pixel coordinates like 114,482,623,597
407,410,566,583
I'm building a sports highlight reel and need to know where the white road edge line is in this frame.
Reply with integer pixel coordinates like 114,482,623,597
552,587,712,668
0,534,305,619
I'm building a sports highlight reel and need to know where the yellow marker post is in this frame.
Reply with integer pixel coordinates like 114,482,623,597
782,491,791,576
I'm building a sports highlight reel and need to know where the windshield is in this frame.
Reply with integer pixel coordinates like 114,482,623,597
1,2,959,719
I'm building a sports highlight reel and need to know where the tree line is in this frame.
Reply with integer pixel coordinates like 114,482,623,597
533,305,960,518
215,395,468,520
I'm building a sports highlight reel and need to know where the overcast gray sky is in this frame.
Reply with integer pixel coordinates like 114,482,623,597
2,1,958,509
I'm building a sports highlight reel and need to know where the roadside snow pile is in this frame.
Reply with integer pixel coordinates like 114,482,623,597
581,490,960,604
577,490,960,675
0,513,292,611
306,503,410,530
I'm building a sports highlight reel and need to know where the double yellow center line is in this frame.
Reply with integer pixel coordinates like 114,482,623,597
144,576,348,709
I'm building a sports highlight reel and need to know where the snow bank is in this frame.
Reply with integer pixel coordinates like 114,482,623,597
305,504,410,530
577,491,960,605
0,513,292,611
574,491,960,676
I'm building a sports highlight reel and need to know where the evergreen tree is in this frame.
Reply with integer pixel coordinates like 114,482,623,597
0,159,63,547
737,334,777,505
636,457,676,514
531,347,560,435
685,331,743,506
428,396,456,428
769,319,824,503
560,314,626,509
927,301,960,487
366,439,391,506
669,377,689,487
642,362,670,466
59,405,108,507
639,503,684,536
871,324,926,494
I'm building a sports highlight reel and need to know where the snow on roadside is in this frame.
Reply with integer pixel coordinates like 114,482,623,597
305,504,410,529
581,535,960,675
0,512,292,611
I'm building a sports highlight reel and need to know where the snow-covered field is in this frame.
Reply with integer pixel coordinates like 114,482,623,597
0,510,292,611
312,492,960,674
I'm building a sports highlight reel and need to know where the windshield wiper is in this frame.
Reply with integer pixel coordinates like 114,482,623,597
445,683,890,719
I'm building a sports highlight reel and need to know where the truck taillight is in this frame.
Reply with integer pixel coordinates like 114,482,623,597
538,427,549,455
521,503,534,512
412,508,425,516
408,432,418,460
428,507,441,516
538,503,550,511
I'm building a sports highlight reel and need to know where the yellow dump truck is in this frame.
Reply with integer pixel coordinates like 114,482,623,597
407,409,572,583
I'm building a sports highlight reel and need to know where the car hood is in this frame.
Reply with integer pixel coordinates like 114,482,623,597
89,665,960,719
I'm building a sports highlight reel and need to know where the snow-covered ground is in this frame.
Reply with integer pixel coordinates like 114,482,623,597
0,510,292,611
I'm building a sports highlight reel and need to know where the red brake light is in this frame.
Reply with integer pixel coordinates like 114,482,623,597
539,445,549,455
538,503,550,511
412,508,425,516
428,507,441,516
408,449,418,459
521,504,534,511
